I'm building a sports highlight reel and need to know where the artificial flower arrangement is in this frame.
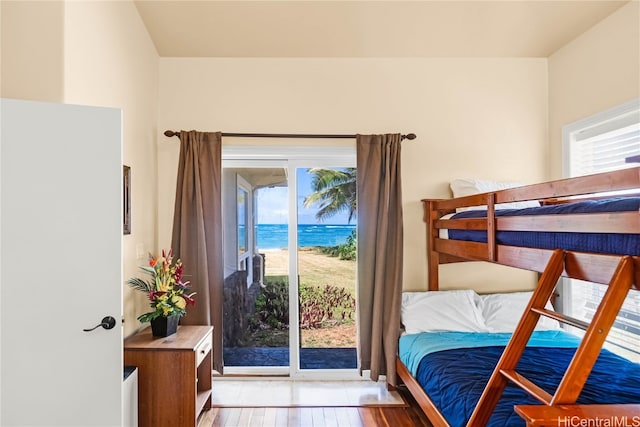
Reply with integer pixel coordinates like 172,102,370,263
127,249,196,323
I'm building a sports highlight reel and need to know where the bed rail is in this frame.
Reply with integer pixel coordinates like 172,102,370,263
423,167,640,290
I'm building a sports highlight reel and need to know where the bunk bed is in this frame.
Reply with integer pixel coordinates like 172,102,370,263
396,167,640,427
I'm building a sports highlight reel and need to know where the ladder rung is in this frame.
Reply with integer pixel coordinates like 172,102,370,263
500,369,552,405
530,307,590,330
465,250,566,427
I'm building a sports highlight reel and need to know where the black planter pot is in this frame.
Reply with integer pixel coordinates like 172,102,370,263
150,314,180,337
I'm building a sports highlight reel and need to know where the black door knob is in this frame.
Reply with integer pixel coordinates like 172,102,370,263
83,316,117,332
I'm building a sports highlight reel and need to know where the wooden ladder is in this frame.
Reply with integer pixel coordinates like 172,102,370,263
466,249,636,426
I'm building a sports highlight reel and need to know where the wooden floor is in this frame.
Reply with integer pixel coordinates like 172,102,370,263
210,379,404,407
198,385,433,427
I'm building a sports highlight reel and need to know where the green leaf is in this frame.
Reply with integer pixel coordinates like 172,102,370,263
137,311,160,323
127,278,153,293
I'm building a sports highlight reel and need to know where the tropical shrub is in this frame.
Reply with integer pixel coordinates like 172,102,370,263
319,230,357,261
299,284,356,329
337,230,356,260
250,280,356,331
253,279,289,329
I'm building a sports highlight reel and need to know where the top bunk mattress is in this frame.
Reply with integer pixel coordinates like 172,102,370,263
440,197,640,256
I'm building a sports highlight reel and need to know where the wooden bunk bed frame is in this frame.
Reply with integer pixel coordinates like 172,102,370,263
396,167,640,426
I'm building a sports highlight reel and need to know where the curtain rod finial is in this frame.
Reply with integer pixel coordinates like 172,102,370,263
164,130,179,138
404,133,417,141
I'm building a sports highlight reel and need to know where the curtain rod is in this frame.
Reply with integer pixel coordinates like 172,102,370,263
163,130,417,141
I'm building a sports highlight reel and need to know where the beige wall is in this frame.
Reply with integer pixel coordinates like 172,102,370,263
8,0,633,326
63,1,160,337
1,1,65,101
158,58,548,293
548,1,640,179
1,0,160,337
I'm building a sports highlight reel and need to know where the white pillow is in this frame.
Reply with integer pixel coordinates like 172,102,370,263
450,178,541,212
401,290,488,334
480,291,560,332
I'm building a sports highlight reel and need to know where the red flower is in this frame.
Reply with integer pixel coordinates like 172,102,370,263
174,263,183,282
183,293,196,306
148,290,167,301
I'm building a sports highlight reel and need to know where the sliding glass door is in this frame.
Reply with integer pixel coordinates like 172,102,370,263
221,147,358,377
295,166,357,371
222,160,291,374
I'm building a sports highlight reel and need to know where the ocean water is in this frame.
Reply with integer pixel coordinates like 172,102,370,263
256,224,355,249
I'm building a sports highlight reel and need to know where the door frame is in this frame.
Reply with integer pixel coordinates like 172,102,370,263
222,144,361,379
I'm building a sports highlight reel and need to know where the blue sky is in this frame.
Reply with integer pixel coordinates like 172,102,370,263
256,168,351,225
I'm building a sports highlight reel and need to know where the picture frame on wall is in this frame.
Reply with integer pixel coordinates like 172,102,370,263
123,165,131,235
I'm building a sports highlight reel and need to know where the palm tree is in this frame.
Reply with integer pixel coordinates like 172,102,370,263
303,168,357,223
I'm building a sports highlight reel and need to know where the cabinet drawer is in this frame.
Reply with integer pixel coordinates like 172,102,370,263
195,336,212,366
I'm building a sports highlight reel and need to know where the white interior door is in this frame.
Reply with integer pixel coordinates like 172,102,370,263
1,99,123,426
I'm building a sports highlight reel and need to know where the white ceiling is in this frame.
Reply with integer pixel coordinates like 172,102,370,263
134,1,628,58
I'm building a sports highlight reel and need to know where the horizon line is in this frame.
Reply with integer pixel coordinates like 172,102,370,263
256,223,356,226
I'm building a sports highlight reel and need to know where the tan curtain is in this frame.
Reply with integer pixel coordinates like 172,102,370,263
356,133,404,385
171,130,224,374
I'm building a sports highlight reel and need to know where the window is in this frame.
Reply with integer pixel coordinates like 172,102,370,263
563,99,640,177
237,186,248,256
561,99,640,362
236,178,253,286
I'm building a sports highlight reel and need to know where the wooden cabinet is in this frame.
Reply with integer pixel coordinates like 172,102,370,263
124,326,213,427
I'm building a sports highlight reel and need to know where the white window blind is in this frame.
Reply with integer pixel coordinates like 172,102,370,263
562,99,640,362
569,279,640,362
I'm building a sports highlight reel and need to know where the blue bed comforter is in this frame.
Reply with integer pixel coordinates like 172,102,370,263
447,197,640,256
399,331,640,427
